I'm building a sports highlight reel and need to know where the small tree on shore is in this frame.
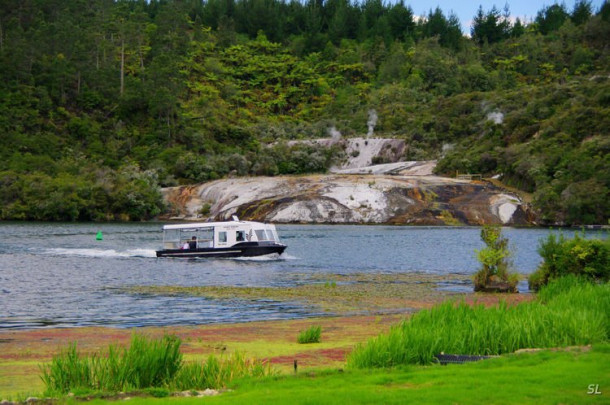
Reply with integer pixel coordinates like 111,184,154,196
474,225,519,292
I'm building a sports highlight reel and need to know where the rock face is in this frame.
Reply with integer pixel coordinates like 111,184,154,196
162,174,533,226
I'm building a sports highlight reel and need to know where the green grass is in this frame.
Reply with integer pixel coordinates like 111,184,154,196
297,325,322,344
348,278,609,368
84,343,610,404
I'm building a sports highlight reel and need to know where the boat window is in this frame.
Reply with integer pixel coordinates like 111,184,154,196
255,229,267,241
219,231,227,243
265,229,275,241
198,228,214,241
236,230,246,241
163,229,180,242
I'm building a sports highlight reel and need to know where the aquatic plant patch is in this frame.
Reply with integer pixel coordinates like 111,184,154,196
127,272,474,314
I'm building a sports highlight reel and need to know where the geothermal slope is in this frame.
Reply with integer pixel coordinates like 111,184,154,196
161,138,532,226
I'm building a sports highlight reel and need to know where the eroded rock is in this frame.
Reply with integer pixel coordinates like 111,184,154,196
161,174,533,226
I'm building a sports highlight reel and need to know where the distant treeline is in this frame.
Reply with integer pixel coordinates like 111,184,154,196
0,0,608,224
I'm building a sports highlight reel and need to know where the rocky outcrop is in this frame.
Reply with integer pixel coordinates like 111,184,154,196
162,174,534,226
290,137,415,173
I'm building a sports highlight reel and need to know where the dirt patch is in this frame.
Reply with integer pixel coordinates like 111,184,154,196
0,314,404,398
270,347,350,367
463,293,533,307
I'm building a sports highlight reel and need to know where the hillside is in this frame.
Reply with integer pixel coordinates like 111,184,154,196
0,1,608,224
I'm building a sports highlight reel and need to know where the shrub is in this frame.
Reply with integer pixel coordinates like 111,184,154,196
529,232,610,291
199,202,212,217
473,225,519,292
297,325,322,344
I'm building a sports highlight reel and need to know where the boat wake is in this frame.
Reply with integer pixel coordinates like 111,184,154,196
233,253,283,261
233,253,298,261
45,248,157,258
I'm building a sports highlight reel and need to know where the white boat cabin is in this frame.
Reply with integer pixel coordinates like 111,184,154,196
161,218,281,250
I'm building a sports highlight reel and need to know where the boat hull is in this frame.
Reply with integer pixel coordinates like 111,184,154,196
155,242,286,258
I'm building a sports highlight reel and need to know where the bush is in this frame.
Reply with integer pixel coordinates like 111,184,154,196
297,325,322,344
473,225,519,292
529,232,610,291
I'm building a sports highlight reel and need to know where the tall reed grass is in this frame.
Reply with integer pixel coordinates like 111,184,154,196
348,277,609,368
40,334,182,394
40,334,274,396
172,352,275,390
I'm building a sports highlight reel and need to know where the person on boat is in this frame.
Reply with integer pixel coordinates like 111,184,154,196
189,236,197,249
182,241,190,249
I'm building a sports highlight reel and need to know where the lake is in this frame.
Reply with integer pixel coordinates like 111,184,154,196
0,222,603,330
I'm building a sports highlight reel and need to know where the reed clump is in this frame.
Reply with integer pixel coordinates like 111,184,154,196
40,334,182,394
40,334,274,396
173,352,275,391
297,325,322,344
348,276,609,368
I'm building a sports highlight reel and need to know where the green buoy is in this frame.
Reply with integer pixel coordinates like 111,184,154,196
96,231,103,241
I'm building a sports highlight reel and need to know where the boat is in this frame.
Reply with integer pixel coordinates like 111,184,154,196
155,216,287,258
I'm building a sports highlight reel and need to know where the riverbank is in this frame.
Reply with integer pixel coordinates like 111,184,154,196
0,278,532,400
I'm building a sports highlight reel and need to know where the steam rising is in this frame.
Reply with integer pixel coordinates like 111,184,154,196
367,109,378,138
328,126,342,141
487,111,504,124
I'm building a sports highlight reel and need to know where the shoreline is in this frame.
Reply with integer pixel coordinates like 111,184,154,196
0,286,532,398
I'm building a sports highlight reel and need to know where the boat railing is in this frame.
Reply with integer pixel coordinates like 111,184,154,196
164,238,214,249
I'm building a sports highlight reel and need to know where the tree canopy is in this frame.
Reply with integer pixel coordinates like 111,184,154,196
0,0,608,224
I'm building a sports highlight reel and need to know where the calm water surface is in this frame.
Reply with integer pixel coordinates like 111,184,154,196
0,222,604,329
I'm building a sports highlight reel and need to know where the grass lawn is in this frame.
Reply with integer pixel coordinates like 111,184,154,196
81,344,609,405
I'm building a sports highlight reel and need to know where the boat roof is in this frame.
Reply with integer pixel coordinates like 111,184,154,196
162,219,274,231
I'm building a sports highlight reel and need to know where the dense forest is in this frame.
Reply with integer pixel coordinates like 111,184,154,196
0,0,608,224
